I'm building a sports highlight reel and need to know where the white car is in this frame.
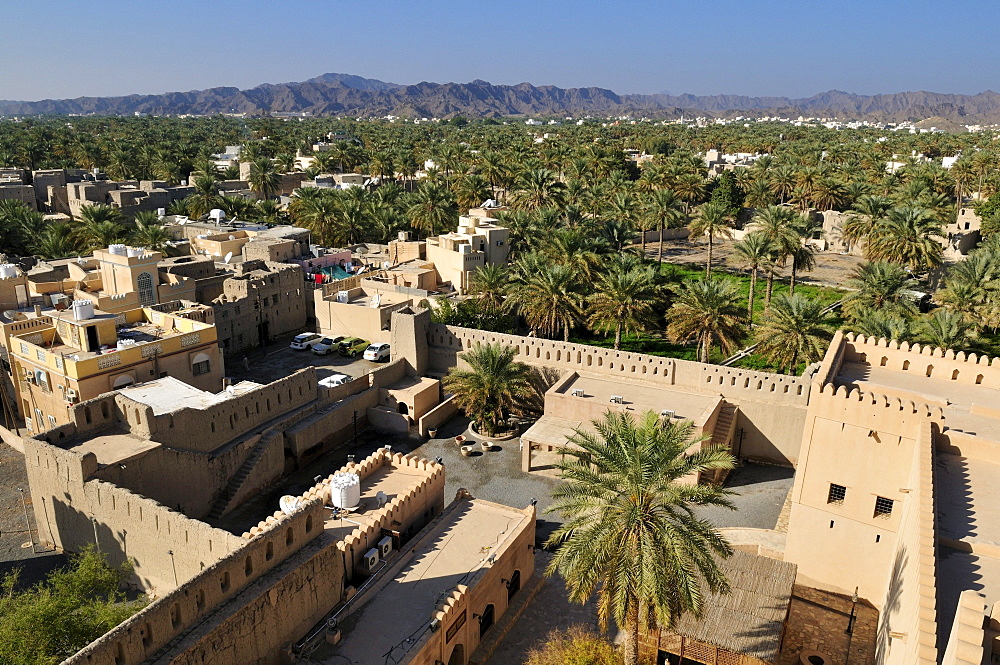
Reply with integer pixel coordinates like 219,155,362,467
363,343,390,362
289,333,322,350
318,373,352,388
311,336,344,355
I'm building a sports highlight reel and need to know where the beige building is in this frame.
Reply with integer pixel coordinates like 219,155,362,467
210,260,306,355
6,305,223,432
313,284,416,344
424,216,510,294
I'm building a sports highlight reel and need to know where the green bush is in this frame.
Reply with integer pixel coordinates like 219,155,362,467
0,547,146,665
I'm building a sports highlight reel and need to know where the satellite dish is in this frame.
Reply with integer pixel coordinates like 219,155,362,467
375,491,388,508
223,252,233,264
279,495,302,515
3,310,17,321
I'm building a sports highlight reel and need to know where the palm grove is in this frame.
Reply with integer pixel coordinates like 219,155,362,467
3,114,1000,663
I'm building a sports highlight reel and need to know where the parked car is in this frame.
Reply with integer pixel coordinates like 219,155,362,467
318,373,352,388
290,333,322,350
311,336,344,355
363,343,391,362
338,337,370,357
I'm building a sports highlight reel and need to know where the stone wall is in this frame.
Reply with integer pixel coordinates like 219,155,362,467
424,323,810,465
63,497,326,665
23,437,245,594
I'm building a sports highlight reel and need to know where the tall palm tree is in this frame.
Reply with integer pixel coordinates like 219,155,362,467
131,211,173,253
511,263,583,341
921,309,978,353
407,183,457,237
587,265,661,350
842,261,917,320
442,343,532,436
511,168,567,211
750,205,800,308
865,206,943,271
848,307,915,343
688,201,734,278
546,410,735,665
34,222,80,260
666,279,745,363
731,232,774,324
248,158,280,200
841,195,892,252
754,294,835,373
74,205,128,250
469,263,510,316
187,174,220,219
644,189,686,263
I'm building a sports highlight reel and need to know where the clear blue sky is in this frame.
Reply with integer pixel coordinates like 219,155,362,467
2,0,997,101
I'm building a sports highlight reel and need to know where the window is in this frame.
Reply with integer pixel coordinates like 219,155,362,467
47,415,57,429
827,484,847,505
874,496,894,519
193,360,210,375
137,272,155,307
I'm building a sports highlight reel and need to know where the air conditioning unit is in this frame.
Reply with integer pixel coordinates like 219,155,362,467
66,389,78,403
609,395,624,404
660,409,675,419
571,389,585,397
378,535,392,559
336,291,350,303
362,548,380,573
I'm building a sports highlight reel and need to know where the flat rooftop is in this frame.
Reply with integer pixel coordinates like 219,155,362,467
558,372,719,422
67,431,159,466
836,361,1000,441
326,498,531,665
322,464,432,543
118,376,263,416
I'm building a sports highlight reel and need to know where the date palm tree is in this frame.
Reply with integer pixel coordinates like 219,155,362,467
511,263,583,341
407,183,457,237
74,205,128,250
587,264,661,350
546,410,735,665
921,309,978,353
443,343,532,436
666,279,745,363
842,261,917,321
754,294,835,373
866,206,943,272
644,189,686,263
750,205,800,308
34,222,80,260
848,307,915,343
688,201,734,278
131,211,173,253
841,195,891,253
248,158,280,200
731,232,774,325
512,168,567,211
469,263,510,316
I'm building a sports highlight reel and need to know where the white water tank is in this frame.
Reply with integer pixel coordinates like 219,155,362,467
0,264,17,279
209,209,226,223
328,473,361,510
109,244,127,256
126,246,142,258
116,339,137,350
72,299,95,321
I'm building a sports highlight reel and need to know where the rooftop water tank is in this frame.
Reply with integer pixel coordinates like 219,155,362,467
0,264,17,279
116,339,137,350
72,299,95,321
329,473,361,510
108,244,127,256
126,247,142,258
279,495,302,515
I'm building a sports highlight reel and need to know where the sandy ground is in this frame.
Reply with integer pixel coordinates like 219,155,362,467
639,236,864,290
0,442,66,589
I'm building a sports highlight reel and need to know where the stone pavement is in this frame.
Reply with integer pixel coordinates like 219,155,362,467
776,585,878,665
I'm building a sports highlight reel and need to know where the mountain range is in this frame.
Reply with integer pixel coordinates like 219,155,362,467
1,73,999,124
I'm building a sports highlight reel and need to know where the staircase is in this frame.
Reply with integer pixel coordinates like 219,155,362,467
711,402,739,450
206,435,272,521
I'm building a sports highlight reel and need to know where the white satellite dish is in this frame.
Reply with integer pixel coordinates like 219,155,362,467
223,252,233,264
375,491,388,508
279,495,302,515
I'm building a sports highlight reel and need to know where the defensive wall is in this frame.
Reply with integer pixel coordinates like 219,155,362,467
422,321,810,465
23,435,246,594
62,449,446,665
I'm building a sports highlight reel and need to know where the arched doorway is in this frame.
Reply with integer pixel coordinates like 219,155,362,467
507,570,521,602
478,604,495,638
113,374,135,388
398,402,408,415
447,643,464,665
